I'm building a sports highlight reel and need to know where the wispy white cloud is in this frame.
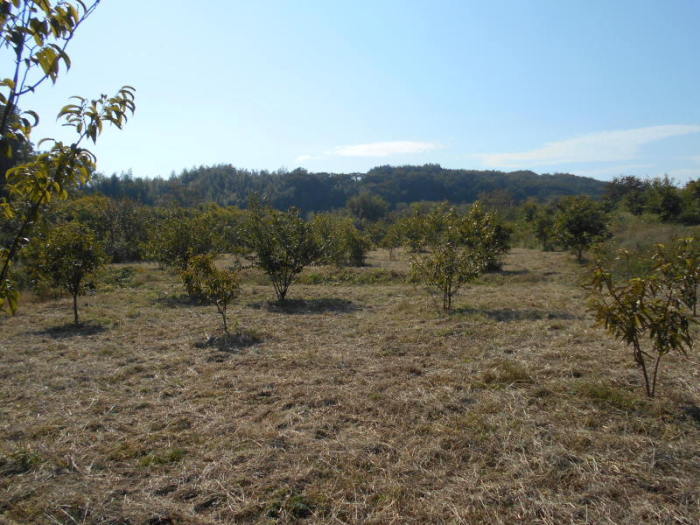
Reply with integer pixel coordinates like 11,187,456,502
479,125,700,168
332,141,441,157
295,154,314,162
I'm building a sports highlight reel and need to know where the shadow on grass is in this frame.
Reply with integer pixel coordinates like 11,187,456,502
194,330,263,355
682,404,700,426
247,297,359,315
453,307,578,322
35,320,108,339
152,293,202,308
487,268,530,276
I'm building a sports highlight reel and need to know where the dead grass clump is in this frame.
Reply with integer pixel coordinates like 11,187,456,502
139,448,187,468
264,488,318,521
0,448,43,477
479,359,533,386
575,381,643,411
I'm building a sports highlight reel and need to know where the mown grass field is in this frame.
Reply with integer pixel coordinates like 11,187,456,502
1,248,698,524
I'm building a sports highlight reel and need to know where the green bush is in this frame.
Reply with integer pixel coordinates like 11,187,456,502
27,222,107,324
555,196,611,262
180,254,240,333
410,206,487,311
146,211,220,270
311,213,371,267
588,239,696,397
244,202,320,302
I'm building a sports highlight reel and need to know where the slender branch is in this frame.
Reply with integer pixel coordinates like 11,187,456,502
0,196,43,283
638,349,652,397
0,3,30,138
0,130,88,285
17,1,101,96
651,354,662,398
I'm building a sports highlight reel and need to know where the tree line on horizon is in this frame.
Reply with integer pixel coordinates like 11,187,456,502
83,163,608,211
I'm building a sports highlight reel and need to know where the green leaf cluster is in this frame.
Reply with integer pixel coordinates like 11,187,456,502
410,240,484,312
26,221,106,324
652,237,700,316
180,254,240,334
554,196,611,262
146,211,220,270
409,203,497,311
459,202,511,271
244,202,320,302
588,237,698,397
311,213,371,267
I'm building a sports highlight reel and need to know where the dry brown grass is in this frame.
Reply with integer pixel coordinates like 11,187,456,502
1,248,698,524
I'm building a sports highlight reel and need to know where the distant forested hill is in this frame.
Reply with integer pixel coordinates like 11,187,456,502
86,164,607,211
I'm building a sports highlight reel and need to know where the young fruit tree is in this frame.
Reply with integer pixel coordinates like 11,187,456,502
0,1,135,314
29,222,106,324
410,207,486,312
311,213,371,267
396,212,429,253
459,201,511,271
410,239,484,311
180,255,240,334
346,191,389,222
653,237,699,316
533,204,557,251
555,196,611,262
381,222,403,260
147,212,220,270
245,202,320,302
588,250,695,397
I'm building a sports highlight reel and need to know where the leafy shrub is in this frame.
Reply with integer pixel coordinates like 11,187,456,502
460,202,511,271
311,213,371,267
146,211,220,270
347,191,389,221
395,212,429,253
50,196,150,262
26,222,106,324
588,241,696,397
380,222,403,259
180,254,240,333
533,204,557,251
652,237,699,315
555,196,611,262
410,206,487,311
244,202,320,302
410,240,483,312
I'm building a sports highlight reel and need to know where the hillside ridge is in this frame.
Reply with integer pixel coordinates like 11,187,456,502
87,164,608,211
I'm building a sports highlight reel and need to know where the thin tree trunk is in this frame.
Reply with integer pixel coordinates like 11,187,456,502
220,307,228,334
651,354,662,398
73,293,79,325
636,346,652,397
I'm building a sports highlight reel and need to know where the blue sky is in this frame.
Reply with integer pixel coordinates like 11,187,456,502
13,0,700,182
